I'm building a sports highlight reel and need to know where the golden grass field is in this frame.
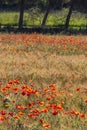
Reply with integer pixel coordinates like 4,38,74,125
0,34,87,130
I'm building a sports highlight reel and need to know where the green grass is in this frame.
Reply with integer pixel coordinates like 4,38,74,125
0,8,87,29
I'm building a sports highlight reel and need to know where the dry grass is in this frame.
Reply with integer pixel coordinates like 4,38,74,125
0,38,87,87
0,34,87,130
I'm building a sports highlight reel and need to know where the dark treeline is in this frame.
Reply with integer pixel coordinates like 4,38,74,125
0,0,87,10
0,0,87,33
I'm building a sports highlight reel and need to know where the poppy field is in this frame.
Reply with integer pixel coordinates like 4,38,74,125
0,34,87,130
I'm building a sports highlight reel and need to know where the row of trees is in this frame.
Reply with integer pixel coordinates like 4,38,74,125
0,0,87,30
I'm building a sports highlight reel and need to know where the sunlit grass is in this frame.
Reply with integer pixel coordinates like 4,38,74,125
0,9,86,28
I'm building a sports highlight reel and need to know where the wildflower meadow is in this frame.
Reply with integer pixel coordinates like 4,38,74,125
0,34,87,130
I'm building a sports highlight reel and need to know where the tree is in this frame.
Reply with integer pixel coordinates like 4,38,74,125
41,0,63,26
41,0,50,26
65,0,75,30
19,0,25,29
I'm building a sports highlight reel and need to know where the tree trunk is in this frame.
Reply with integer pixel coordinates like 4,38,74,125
65,0,75,30
41,4,51,26
19,0,25,29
